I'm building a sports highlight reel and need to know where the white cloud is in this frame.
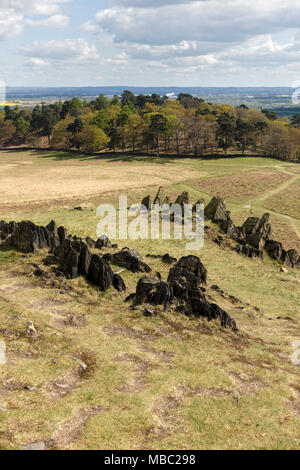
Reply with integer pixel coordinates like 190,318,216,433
0,0,71,40
91,1,300,48
81,0,300,80
20,38,100,64
27,57,50,67
27,14,70,28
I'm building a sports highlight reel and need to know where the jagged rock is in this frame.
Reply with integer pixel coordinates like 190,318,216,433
243,213,271,249
85,236,96,249
146,253,177,264
168,256,207,292
78,242,92,277
55,238,81,278
162,254,177,264
234,244,263,259
104,248,151,273
0,220,17,236
186,288,238,332
204,197,228,222
192,199,205,213
265,240,283,260
95,236,112,249
135,276,173,309
87,254,113,291
113,274,126,292
46,220,60,249
175,191,189,209
9,221,59,253
219,215,237,238
153,186,164,205
58,226,67,244
162,196,170,205
242,217,260,235
142,195,152,210
282,249,299,268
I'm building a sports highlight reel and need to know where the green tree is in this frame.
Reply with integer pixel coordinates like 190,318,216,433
217,113,236,154
77,125,109,153
0,120,16,146
148,113,168,156
16,116,30,143
234,118,255,154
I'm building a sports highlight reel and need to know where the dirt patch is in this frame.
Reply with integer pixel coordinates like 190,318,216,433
51,407,104,449
115,353,150,393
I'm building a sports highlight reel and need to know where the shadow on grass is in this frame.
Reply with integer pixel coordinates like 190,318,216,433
1,147,284,164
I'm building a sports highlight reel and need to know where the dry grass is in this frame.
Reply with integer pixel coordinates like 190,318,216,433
0,150,201,211
264,180,300,220
189,170,292,202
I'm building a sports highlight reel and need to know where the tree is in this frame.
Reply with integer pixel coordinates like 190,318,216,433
262,109,278,121
148,113,168,156
16,116,30,143
50,118,73,149
77,125,109,153
121,90,136,107
234,118,255,154
291,114,300,127
125,114,146,152
217,113,236,154
94,94,109,111
40,106,60,142
262,121,294,160
0,120,16,145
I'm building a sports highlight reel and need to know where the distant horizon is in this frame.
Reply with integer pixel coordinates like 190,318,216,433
5,86,296,89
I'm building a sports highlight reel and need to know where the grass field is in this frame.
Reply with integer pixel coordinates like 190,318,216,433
0,150,299,450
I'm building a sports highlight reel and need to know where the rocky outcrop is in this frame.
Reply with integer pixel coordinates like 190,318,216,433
135,276,173,309
175,191,189,209
153,186,164,205
234,244,263,259
113,274,126,292
168,256,208,292
103,248,151,273
141,195,152,210
265,240,283,261
10,221,60,253
204,197,228,222
242,213,271,250
88,254,113,291
95,236,112,250
282,249,299,268
132,255,237,332
146,253,177,265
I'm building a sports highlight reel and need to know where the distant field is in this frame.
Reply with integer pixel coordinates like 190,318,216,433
0,150,299,450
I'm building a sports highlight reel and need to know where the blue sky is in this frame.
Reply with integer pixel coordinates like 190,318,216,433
1,0,300,87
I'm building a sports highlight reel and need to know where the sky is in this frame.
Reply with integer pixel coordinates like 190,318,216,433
1,0,300,87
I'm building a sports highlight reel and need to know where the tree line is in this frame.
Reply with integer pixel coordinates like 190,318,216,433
1,90,300,161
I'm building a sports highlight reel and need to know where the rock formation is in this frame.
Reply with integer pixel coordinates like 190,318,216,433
103,248,151,273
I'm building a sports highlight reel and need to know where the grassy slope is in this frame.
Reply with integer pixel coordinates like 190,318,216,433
0,151,299,450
